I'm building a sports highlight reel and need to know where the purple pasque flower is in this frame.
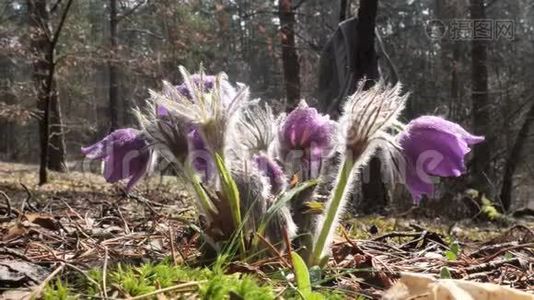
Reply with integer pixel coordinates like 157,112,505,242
186,126,214,182
176,74,215,99
253,154,286,194
157,74,216,117
279,102,336,160
81,128,153,191
398,116,484,202
153,68,244,156
278,102,337,178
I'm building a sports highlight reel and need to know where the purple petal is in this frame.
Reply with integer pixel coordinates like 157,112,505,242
156,74,217,118
279,104,336,160
407,116,485,145
126,150,154,191
81,142,106,160
400,127,470,177
404,165,435,202
187,127,214,181
82,128,152,190
398,116,485,202
254,154,286,194
177,74,216,100
157,105,169,117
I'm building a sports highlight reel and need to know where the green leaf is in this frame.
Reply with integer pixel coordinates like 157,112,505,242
214,153,245,256
191,177,216,216
439,267,452,279
444,251,457,261
450,241,460,256
445,241,460,261
504,251,515,260
291,252,312,295
291,253,326,300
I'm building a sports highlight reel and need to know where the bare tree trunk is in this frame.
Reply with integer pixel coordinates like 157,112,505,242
470,0,492,197
436,0,462,120
450,42,461,117
28,0,53,184
500,99,534,211
317,0,382,212
354,0,386,213
0,55,15,159
27,0,73,184
48,89,67,171
339,0,349,22
279,0,300,107
109,0,120,131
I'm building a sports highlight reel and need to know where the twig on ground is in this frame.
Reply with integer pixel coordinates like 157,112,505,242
20,183,38,212
102,246,109,299
128,280,206,300
469,241,519,257
0,190,13,217
256,233,291,268
480,243,534,263
0,247,34,262
372,231,421,241
65,263,104,297
28,262,65,299
115,205,130,234
465,271,494,280
169,225,177,266
457,258,521,275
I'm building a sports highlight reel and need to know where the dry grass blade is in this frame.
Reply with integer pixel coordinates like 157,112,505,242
27,262,65,300
128,280,206,300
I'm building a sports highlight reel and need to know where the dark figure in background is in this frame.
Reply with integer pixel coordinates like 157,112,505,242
316,0,387,213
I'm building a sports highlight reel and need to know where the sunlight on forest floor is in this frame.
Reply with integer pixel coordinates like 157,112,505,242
1,161,533,299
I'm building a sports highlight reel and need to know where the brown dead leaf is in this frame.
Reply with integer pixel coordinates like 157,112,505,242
0,289,32,300
383,272,534,300
1,223,28,241
22,213,59,231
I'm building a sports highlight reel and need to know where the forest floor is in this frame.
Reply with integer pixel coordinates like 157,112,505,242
0,161,533,299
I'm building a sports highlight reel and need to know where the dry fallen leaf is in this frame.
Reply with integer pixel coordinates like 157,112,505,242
1,223,28,241
0,260,49,288
382,272,534,300
22,213,60,231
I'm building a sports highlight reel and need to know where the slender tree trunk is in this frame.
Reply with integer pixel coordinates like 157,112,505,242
436,0,461,120
500,99,534,211
28,0,53,184
109,0,120,131
470,0,492,196
48,87,67,171
28,0,72,183
279,0,300,107
339,0,348,22
0,55,15,159
450,42,460,117
353,0,386,213
350,0,379,91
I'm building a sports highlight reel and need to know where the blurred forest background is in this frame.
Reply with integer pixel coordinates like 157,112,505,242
1,0,533,216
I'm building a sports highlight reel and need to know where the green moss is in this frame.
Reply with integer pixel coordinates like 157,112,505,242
200,274,274,300
69,259,276,299
43,279,75,300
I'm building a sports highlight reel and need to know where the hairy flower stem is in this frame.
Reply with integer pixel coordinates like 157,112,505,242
310,158,355,266
213,153,246,258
